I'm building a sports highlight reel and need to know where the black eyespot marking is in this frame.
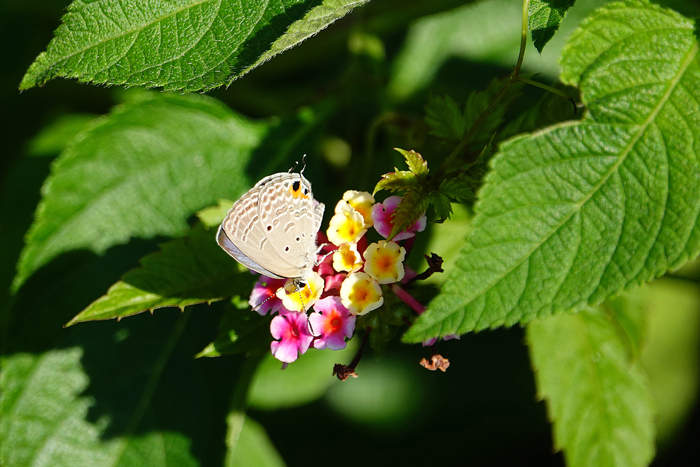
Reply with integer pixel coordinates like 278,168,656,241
303,187,309,195
285,246,290,252
292,181,300,192
296,236,300,242
267,225,272,231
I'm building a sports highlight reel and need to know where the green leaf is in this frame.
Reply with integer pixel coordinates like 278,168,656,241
438,173,479,203
461,76,523,150
373,170,417,194
1,312,220,467
67,224,254,325
430,191,453,221
14,92,324,291
497,85,579,142
424,94,465,141
424,77,523,148
404,1,700,342
27,113,98,157
20,0,371,92
604,292,647,360
196,199,234,228
247,341,357,410
641,278,700,445
196,302,273,358
529,0,576,53
395,148,429,176
356,295,412,356
226,417,286,467
527,305,655,467
389,188,430,240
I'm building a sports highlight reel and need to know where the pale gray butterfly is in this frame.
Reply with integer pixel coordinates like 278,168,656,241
216,172,325,292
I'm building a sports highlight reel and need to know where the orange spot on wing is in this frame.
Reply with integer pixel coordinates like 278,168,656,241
289,184,310,200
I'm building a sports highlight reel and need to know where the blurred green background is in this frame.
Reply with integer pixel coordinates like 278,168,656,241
2,1,700,466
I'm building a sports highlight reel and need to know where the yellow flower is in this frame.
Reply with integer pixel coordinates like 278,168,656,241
340,272,383,316
335,190,375,227
332,242,363,273
363,240,406,284
327,204,366,246
276,271,324,312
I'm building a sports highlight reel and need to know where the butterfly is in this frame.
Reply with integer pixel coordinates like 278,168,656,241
217,172,325,293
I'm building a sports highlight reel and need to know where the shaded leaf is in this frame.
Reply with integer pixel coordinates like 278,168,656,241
527,305,655,467
0,312,219,467
497,84,579,141
424,77,523,149
529,0,576,53
247,341,357,410
430,191,453,222
389,188,430,240
14,92,325,290
424,94,465,141
67,224,254,325
27,113,98,157
404,1,700,342
21,0,371,92
196,302,273,358
641,278,700,444
226,417,286,467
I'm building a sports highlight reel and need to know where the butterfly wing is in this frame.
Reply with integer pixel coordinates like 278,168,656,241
257,173,323,279
218,186,292,279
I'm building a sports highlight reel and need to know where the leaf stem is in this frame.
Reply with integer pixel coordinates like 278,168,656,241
224,353,265,467
518,76,577,113
515,0,530,72
435,0,531,180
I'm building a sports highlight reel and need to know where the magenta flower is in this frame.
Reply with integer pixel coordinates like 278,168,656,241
249,276,287,315
270,310,314,363
308,297,356,350
371,196,427,241
324,273,346,293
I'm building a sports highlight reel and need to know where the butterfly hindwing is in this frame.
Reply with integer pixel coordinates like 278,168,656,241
218,186,295,279
257,173,320,279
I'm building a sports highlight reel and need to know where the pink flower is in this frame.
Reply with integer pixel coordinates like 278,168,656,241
309,297,356,350
249,276,286,316
270,310,314,363
324,273,346,294
371,196,427,241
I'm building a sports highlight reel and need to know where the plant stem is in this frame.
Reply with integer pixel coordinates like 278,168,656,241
435,0,531,179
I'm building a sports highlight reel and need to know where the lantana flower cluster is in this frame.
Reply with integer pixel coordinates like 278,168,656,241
250,191,427,364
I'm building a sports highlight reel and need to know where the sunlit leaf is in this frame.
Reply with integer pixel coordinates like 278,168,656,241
20,0,370,92
529,0,576,53
405,0,700,342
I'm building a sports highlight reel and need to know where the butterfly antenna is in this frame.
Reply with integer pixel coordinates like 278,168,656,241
300,154,307,174
288,160,299,173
